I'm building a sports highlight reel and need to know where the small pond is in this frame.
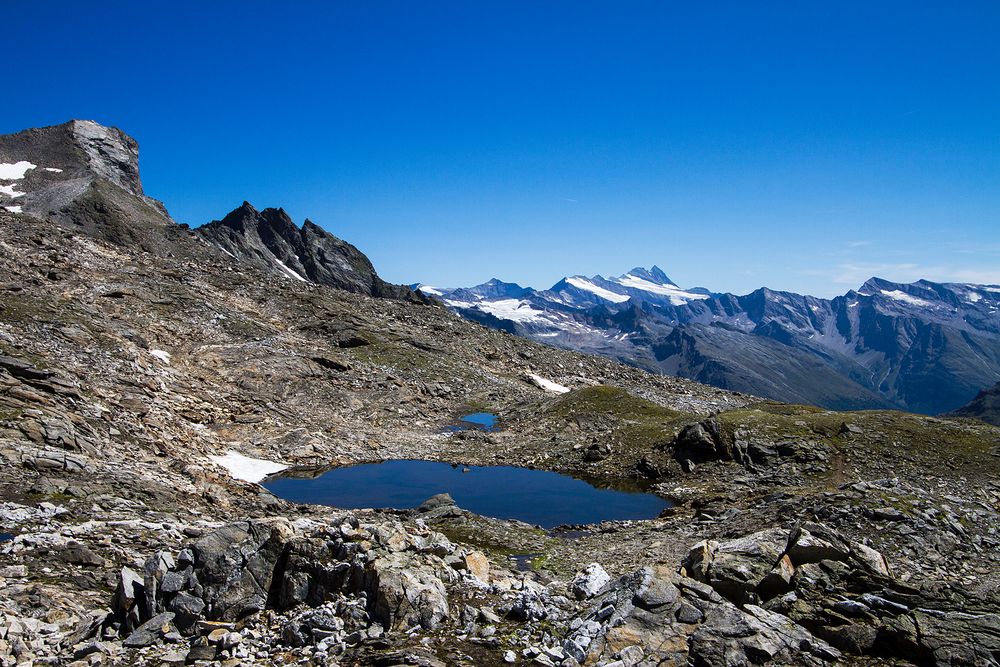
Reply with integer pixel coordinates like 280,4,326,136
263,459,668,528
0,533,13,543
443,412,499,433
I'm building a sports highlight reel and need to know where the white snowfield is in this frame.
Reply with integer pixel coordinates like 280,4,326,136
613,273,710,305
3,206,22,213
881,290,933,308
448,298,549,324
43,167,63,173
0,184,26,198
416,285,444,296
527,373,571,393
209,451,288,483
566,277,630,303
149,349,172,364
0,161,37,180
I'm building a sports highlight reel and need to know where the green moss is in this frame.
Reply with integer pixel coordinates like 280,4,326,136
716,404,1000,478
434,524,523,558
219,314,275,340
346,340,433,372
545,386,694,447
0,293,57,323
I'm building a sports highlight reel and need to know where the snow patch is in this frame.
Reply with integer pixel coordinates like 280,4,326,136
150,349,171,364
444,299,476,309
43,167,63,173
209,451,288,483
0,161,36,180
526,373,570,393
613,274,709,305
271,255,307,282
881,290,933,308
0,184,26,198
3,205,22,213
565,277,630,303
417,285,444,296
966,291,982,303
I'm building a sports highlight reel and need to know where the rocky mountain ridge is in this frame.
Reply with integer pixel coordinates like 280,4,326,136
198,202,423,301
1,120,999,666
426,270,1000,415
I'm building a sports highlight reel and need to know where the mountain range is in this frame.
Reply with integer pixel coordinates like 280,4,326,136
3,119,1000,666
418,268,1000,414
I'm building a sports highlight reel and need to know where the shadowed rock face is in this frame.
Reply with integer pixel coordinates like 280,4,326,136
947,381,1000,426
198,201,425,301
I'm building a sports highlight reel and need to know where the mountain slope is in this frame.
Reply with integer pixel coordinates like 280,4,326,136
429,271,1000,414
0,119,421,301
947,381,1000,425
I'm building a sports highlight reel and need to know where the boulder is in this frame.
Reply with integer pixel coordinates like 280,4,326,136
689,603,840,665
571,563,611,600
192,519,292,621
112,567,145,632
461,551,490,583
682,527,790,604
122,612,175,648
366,554,449,630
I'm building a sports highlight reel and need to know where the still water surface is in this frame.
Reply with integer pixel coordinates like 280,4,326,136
264,459,668,528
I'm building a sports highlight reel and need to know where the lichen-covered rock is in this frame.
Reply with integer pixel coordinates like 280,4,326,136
571,563,611,600
366,553,450,630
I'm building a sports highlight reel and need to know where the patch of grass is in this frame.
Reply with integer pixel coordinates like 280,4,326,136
544,386,695,450
0,293,57,324
434,524,523,558
346,340,434,373
219,314,275,340
717,403,1000,478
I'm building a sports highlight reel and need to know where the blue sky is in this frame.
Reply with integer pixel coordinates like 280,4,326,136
4,1,998,297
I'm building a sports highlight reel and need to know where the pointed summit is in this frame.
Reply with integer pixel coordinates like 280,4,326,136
622,266,676,286
199,203,424,301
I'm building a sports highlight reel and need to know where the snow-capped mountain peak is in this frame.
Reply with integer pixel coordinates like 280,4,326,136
607,267,711,306
620,265,675,285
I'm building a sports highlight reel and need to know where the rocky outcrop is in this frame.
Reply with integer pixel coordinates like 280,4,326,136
566,522,999,667
107,515,464,656
668,416,832,473
0,120,176,249
197,201,425,300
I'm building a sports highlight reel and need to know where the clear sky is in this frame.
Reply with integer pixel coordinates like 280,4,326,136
4,1,998,297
